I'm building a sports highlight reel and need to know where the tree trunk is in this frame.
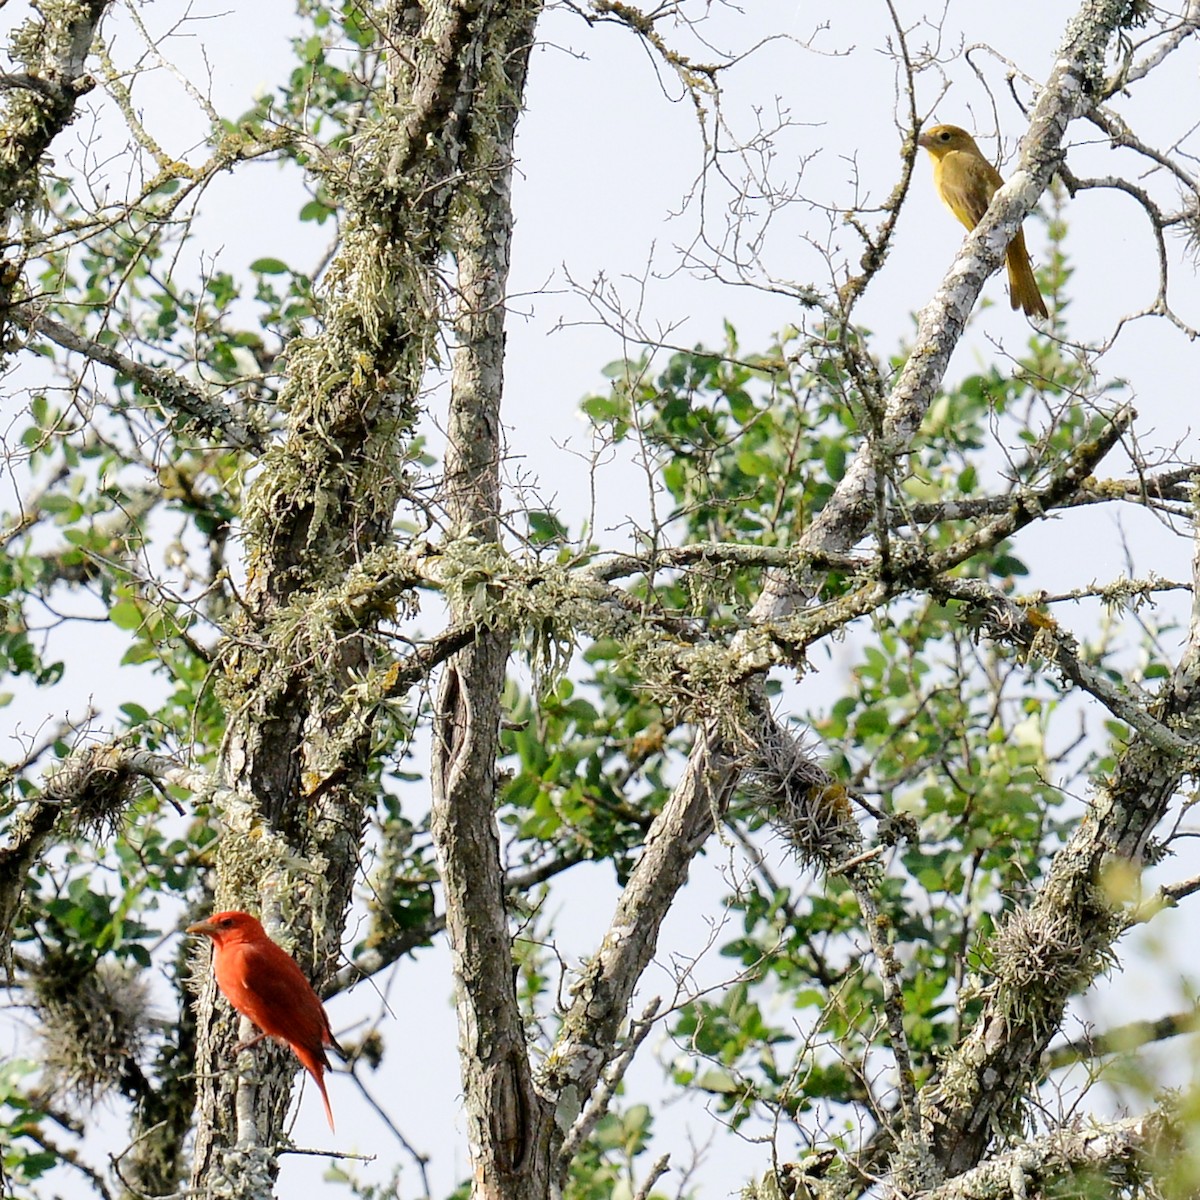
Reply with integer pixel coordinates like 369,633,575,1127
430,6,554,1200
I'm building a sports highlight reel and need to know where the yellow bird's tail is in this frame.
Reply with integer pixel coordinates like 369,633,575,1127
1005,229,1048,319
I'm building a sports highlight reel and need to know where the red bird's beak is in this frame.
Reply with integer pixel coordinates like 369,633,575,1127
187,919,219,937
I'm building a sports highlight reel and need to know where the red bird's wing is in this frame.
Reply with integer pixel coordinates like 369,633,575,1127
214,935,332,1064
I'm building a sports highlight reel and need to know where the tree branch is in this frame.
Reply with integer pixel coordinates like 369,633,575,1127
14,310,265,452
921,1113,1171,1200
0,0,107,223
1044,1008,1200,1071
539,726,736,1185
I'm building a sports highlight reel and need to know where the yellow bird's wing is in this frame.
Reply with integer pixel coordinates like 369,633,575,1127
934,149,1004,233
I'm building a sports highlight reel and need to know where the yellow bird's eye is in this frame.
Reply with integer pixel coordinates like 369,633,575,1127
939,130,951,141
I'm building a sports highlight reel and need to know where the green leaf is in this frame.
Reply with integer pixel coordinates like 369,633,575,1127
527,510,568,545
108,600,143,630
299,200,335,224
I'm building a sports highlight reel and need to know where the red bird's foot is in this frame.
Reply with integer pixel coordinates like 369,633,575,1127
231,1031,268,1056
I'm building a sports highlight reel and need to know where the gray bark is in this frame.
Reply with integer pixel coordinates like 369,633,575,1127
429,5,550,1200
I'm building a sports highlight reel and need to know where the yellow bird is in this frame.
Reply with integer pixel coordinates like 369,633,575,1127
917,124,1048,320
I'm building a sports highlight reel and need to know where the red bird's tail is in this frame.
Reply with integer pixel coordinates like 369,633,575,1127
293,1043,336,1132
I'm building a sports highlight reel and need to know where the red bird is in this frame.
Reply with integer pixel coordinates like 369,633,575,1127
187,910,343,1131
